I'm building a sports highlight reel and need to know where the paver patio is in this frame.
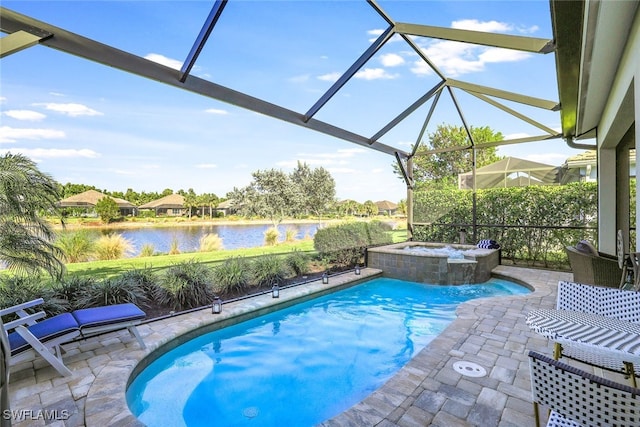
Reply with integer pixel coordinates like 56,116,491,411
7,266,583,426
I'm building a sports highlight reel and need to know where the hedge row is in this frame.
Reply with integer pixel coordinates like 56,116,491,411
412,183,607,267
313,221,393,265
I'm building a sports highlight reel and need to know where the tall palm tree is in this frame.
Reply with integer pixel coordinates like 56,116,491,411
0,153,64,279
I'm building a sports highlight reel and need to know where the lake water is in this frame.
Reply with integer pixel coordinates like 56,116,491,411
68,223,321,256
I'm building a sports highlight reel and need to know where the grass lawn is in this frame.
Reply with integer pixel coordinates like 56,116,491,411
63,230,408,280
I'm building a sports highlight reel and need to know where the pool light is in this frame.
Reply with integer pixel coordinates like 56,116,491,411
355,265,361,275
212,296,222,314
322,272,329,284
271,283,280,298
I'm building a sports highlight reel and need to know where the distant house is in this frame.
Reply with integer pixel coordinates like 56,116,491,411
215,199,236,216
375,200,398,216
57,189,136,216
138,194,185,216
561,150,636,183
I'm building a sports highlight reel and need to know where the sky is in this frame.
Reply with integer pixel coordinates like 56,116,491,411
0,0,588,204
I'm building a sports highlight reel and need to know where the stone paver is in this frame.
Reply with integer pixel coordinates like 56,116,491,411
4,266,599,426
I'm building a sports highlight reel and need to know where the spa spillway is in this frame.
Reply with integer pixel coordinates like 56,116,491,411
367,242,500,285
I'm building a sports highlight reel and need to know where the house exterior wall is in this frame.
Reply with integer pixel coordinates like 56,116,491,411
597,7,640,254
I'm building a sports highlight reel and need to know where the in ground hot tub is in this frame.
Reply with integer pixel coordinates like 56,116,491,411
367,242,500,285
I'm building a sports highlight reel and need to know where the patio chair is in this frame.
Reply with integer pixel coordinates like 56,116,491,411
0,299,146,377
565,245,621,288
529,350,640,427
554,280,640,380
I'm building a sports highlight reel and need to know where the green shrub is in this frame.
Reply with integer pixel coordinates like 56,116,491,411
212,256,251,294
366,220,394,246
117,267,161,306
139,243,156,257
49,275,97,311
94,233,134,260
159,260,215,311
313,221,391,265
251,254,290,287
286,249,310,276
56,230,96,263
168,236,181,255
284,226,298,242
95,196,121,223
75,276,148,308
199,233,224,252
0,275,67,318
264,227,279,246
411,182,600,267
138,210,156,218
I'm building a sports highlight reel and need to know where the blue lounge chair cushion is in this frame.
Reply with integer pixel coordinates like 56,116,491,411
73,303,146,329
8,313,79,355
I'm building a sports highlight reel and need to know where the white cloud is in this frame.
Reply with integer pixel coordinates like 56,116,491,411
0,126,65,143
144,53,183,70
418,40,484,76
478,47,530,63
196,163,217,169
411,39,531,77
371,168,384,173
367,28,384,42
452,19,513,33
407,19,534,77
354,68,399,80
35,103,103,117
2,148,100,160
410,60,436,76
0,97,6,103
380,53,405,67
317,72,342,82
205,108,229,115
3,110,46,121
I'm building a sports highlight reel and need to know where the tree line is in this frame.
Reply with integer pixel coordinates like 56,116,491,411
60,161,405,224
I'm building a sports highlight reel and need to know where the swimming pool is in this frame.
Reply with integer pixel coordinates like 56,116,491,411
126,277,529,426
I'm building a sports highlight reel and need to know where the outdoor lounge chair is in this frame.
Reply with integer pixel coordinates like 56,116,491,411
553,280,640,381
529,350,640,427
0,299,146,377
565,245,621,287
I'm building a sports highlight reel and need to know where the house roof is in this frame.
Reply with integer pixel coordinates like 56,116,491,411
138,194,185,209
564,150,635,167
57,190,134,208
216,200,234,209
375,200,397,210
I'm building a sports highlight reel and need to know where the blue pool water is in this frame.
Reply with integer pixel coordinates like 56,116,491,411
126,277,529,426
